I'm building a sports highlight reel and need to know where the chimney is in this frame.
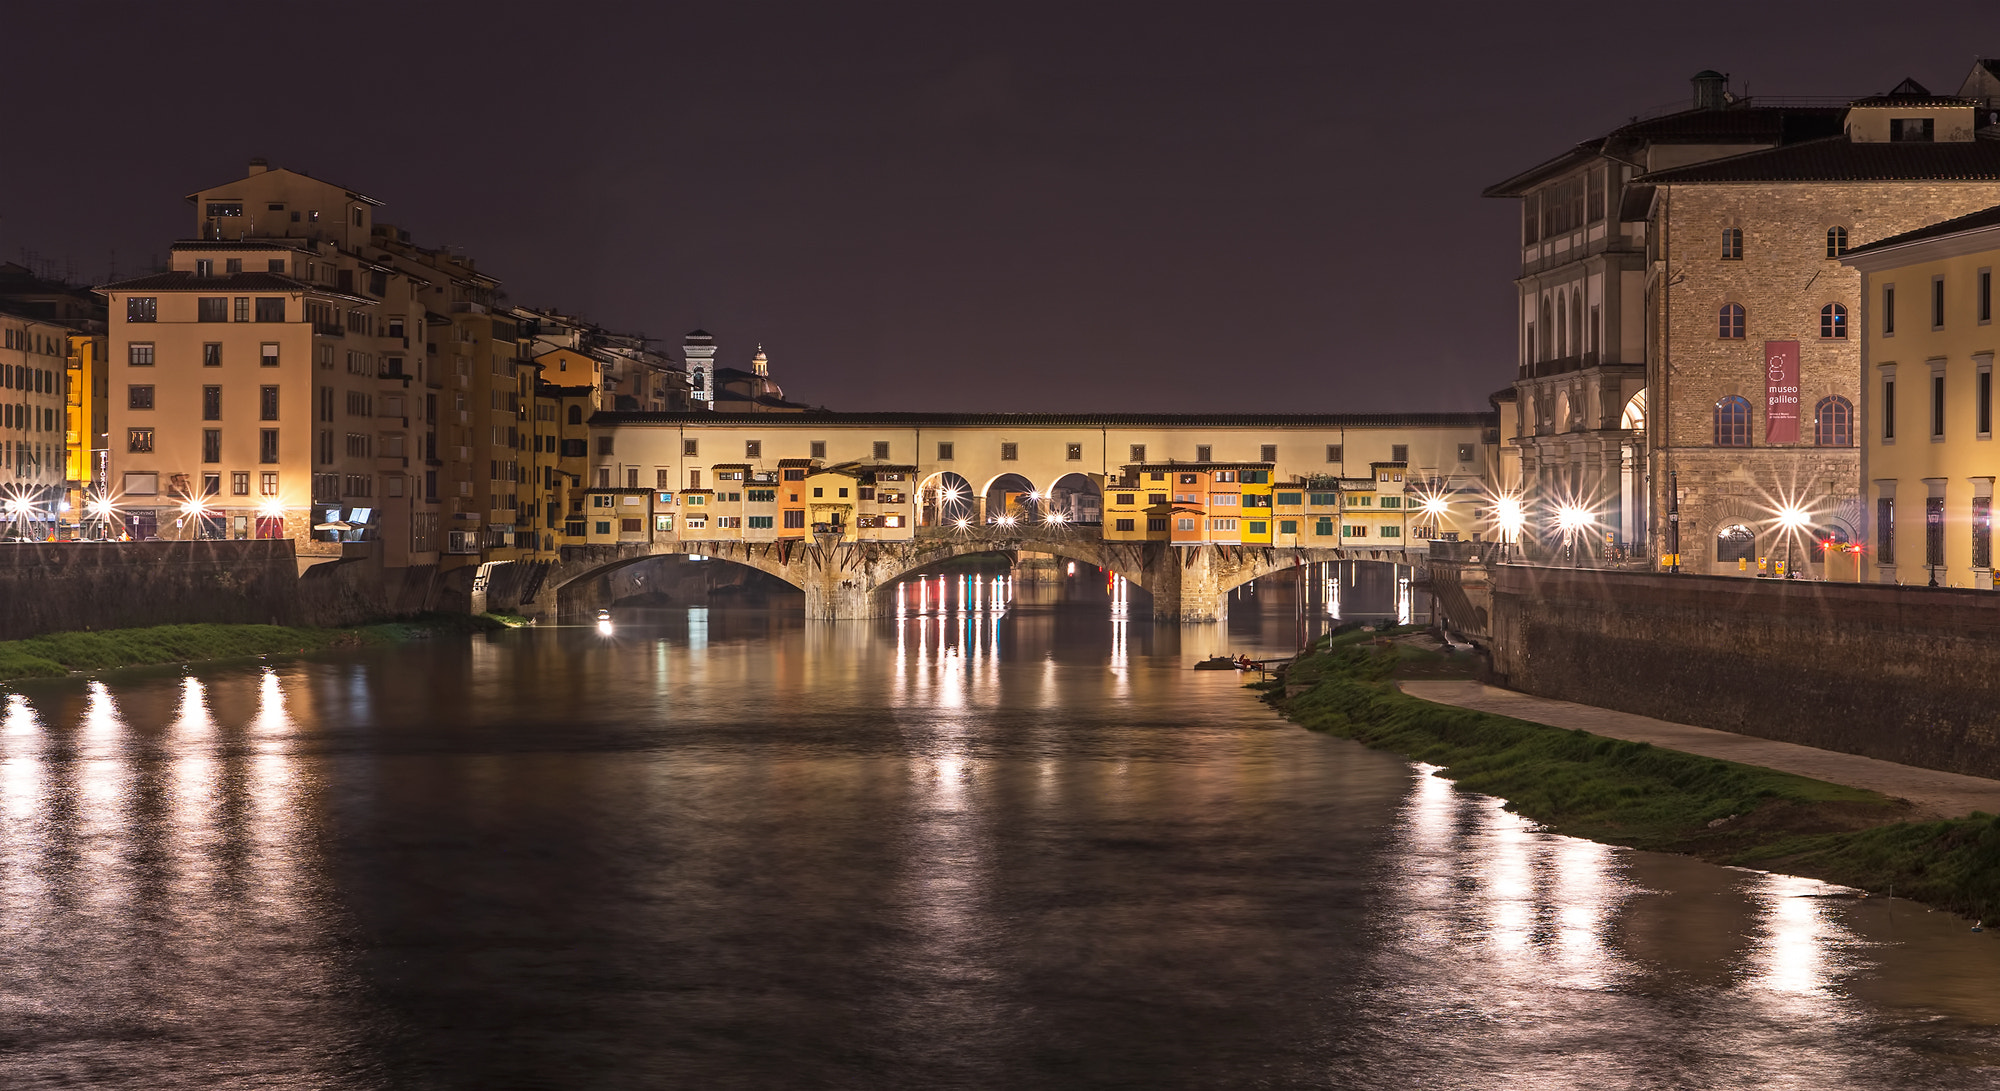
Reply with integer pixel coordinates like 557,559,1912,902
1691,70,1728,110
248,157,270,175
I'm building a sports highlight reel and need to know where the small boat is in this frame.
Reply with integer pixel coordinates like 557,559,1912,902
1194,655,1239,671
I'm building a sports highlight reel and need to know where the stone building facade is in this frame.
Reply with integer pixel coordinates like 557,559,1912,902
1484,71,1846,556
1491,69,2000,572
1635,89,2000,572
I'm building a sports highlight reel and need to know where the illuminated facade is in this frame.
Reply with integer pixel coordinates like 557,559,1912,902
1841,203,2000,587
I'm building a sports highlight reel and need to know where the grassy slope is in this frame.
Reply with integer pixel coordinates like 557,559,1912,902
0,615,504,682
1273,630,2000,918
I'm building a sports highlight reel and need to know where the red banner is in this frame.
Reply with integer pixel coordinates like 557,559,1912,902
1765,340,1800,443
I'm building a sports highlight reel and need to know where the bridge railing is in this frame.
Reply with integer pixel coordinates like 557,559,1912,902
913,523,1102,546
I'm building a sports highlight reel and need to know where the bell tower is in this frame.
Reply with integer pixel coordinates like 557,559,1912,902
684,329,716,407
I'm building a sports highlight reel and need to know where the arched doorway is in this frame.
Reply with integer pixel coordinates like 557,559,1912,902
1047,472,1102,526
1716,523,1757,564
983,473,1038,525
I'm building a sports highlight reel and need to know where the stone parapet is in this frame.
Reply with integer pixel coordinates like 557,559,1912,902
1488,566,2000,778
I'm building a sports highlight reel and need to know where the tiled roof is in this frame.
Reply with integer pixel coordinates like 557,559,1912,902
594,410,1498,429
95,271,307,292
169,240,298,251
1637,133,2000,184
1839,202,2000,257
1485,105,1846,197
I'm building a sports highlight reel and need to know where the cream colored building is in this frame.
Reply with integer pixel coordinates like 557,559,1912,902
0,310,72,533
1842,202,2000,587
590,411,1500,539
100,162,441,561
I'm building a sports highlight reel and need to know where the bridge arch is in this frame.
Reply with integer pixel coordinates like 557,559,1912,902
517,531,1428,624
981,472,1040,522
1047,471,1102,525
917,471,975,526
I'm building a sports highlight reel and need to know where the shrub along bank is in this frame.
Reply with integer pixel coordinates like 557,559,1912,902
0,615,506,683
1269,630,2000,920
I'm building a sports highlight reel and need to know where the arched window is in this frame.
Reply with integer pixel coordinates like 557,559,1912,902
1815,395,1854,447
1556,294,1568,357
1717,524,1757,562
1571,288,1583,356
1721,227,1744,260
1541,299,1553,361
567,404,582,425
1820,303,1848,339
1719,303,1745,339
1826,226,1849,258
1715,395,1751,446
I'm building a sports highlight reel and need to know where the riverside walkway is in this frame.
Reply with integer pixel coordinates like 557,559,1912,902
1399,680,2000,820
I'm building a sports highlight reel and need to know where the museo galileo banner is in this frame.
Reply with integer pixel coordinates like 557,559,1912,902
1765,340,1800,443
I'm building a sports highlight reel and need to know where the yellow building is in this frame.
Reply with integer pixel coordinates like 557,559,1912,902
583,487,655,544
1101,470,1169,542
65,331,108,526
1842,203,2000,587
1238,467,1274,544
1338,462,1411,547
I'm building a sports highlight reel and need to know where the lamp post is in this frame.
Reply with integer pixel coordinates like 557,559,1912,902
1556,504,1591,568
1776,504,1811,581
1667,470,1681,574
1495,496,1524,564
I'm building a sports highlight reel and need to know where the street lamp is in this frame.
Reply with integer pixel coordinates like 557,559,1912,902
1494,496,1525,562
1556,504,1592,567
1776,504,1811,580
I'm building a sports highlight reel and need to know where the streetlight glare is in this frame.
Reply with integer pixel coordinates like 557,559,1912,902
1556,504,1593,532
1777,504,1811,530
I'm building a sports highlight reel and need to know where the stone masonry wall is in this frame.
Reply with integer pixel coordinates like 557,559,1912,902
1652,180,2000,571
1488,565,2000,778
0,540,302,640
0,541,449,640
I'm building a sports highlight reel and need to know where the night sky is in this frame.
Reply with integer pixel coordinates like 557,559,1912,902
5,3,1995,412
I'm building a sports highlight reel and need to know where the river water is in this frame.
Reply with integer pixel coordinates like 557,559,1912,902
2,570,1998,1089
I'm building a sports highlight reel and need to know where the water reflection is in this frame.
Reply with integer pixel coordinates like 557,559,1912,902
0,579,1994,1087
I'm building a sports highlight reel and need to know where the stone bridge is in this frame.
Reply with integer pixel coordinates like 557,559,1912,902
513,527,1428,622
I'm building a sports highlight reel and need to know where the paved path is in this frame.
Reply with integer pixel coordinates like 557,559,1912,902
1398,680,2000,820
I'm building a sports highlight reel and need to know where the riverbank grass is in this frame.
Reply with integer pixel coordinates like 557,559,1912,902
1272,631,2000,917
0,614,504,683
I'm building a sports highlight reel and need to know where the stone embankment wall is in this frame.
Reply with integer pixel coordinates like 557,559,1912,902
1485,566,2000,778
0,541,448,640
